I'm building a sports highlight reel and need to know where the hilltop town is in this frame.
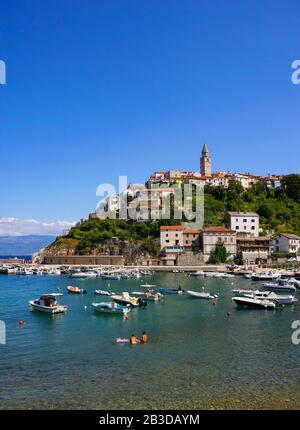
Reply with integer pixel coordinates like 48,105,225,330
38,145,300,267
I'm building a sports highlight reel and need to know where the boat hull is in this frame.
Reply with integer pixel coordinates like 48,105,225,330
232,297,276,309
29,300,67,314
186,290,214,299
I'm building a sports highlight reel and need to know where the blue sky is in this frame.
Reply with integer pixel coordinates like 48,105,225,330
0,0,300,234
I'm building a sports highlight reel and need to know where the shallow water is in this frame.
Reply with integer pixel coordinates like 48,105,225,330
0,273,300,409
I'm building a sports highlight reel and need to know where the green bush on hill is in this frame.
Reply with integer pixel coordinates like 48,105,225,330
51,175,300,255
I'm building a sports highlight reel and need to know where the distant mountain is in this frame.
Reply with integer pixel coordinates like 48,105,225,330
0,235,55,256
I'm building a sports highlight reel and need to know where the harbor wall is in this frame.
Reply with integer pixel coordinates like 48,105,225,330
42,255,125,265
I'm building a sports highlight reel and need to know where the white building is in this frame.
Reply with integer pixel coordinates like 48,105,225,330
273,233,300,254
200,226,237,263
225,212,259,237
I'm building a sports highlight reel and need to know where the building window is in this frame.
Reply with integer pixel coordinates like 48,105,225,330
251,226,255,230
166,240,169,243
251,219,255,222
166,234,169,237
236,226,239,230
243,219,247,222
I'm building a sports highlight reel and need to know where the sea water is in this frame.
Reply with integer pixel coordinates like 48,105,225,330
0,273,300,409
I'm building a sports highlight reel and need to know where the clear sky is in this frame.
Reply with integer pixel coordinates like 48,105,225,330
0,0,300,234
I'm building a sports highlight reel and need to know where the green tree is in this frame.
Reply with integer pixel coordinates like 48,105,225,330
208,244,229,264
281,174,300,202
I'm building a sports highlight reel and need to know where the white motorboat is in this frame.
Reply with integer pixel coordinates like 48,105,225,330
70,272,88,278
232,296,278,309
92,302,130,315
94,289,115,296
132,290,164,301
48,268,61,276
101,273,122,280
29,293,67,314
251,271,282,281
244,291,297,305
190,271,205,277
232,288,258,296
281,278,300,289
263,282,296,293
112,292,147,307
186,290,217,300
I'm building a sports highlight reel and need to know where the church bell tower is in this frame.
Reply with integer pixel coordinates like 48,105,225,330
200,144,212,176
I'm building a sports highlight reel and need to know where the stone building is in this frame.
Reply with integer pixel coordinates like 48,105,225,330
200,144,212,176
225,212,259,237
237,236,272,264
200,226,237,263
273,233,300,254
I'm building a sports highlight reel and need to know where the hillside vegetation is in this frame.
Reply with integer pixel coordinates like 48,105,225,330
46,174,300,256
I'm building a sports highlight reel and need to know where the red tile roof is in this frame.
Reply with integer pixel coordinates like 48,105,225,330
160,226,185,231
203,226,235,233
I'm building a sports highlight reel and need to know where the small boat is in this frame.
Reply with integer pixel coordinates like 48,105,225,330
92,302,130,315
244,291,297,305
186,290,217,300
112,292,147,307
251,271,282,281
281,278,300,289
190,271,205,277
140,284,157,288
94,289,115,296
232,288,259,296
29,293,67,314
69,272,89,278
232,296,279,309
263,282,296,292
132,291,164,301
67,286,87,294
101,274,122,280
159,287,184,295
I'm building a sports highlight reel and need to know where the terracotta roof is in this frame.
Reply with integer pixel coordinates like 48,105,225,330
183,229,200,234
160,226,185,231
202,226,235,233
278,233,300,240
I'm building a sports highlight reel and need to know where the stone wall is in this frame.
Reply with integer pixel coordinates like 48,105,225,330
177,251,204,266
42,255,124,265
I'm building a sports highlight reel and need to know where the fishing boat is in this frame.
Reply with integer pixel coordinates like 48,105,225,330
94,289,115,296
112,292,147,307
92,302,130,315
186,290,217,299
244,291,297,305
67,285,87,294
232,296,279,309
29,293,67,314
159,287,184,295
263,281,296,292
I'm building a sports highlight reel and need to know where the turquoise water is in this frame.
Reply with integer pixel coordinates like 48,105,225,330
1,273,300,409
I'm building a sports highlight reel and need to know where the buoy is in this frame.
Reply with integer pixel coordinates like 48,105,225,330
212,300,217,306
18,320,24,327
124,315,129,321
